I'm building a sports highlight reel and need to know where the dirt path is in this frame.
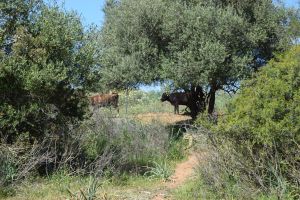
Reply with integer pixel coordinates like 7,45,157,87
134,112,198,200
152,153,198,200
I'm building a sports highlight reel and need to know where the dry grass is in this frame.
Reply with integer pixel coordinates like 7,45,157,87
135,113,191,125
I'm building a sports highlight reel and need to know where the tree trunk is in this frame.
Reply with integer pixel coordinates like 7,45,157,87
195,85,206,112
207,86,216,114
186,84,206,118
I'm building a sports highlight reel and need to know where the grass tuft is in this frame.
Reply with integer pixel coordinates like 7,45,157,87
144,160,173,181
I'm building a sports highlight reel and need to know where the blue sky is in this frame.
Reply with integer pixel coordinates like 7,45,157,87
62,0,299,27
285,0,299,7
63,0,106,27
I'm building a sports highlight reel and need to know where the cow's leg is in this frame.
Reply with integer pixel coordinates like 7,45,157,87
114,104,119,113
174,105,179,114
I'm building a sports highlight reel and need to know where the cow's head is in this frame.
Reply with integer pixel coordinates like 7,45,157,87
160,92,169,102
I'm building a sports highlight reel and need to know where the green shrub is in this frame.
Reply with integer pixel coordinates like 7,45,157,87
219,46,300,145
199,46,300,198
0,2,98,143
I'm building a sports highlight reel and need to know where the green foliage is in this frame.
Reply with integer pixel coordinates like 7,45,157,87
0,159,17,185
0,0,43,53
162,1,250,88
206,46,300,198
100,0,166,89
99,0,297,100
82,131,109,161
219,46,300,145
0,2,99,142
173,173,295,200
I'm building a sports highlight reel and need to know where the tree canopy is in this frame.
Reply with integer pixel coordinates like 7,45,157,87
99,0,299,114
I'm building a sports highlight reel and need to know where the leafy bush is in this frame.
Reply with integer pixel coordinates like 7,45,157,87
197,46,300,199
219,46,300,145
0,2,98,143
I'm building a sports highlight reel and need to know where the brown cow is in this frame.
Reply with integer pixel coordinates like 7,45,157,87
90,92,119,112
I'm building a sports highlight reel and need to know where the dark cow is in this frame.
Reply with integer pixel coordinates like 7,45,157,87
161,89,206,118
160,92,194,114
90,92,119,112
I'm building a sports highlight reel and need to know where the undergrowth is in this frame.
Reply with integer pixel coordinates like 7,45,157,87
0,98,188,199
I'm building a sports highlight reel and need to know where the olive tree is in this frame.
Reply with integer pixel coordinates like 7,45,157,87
99,0,298,116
